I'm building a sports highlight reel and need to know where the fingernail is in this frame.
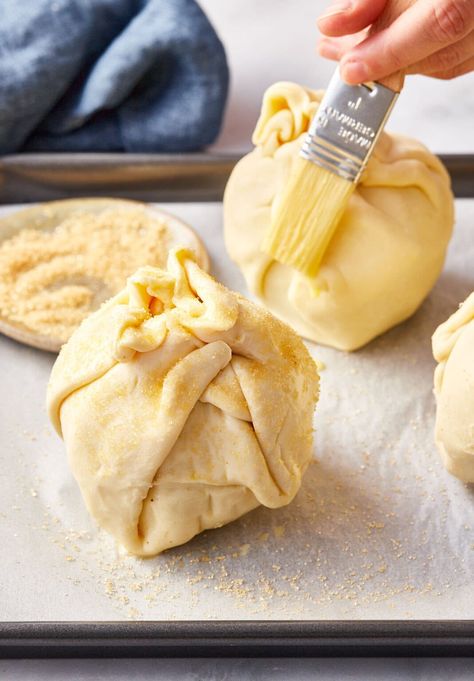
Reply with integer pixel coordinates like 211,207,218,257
341,59,369,84
318,1,353,20
318,40,341,60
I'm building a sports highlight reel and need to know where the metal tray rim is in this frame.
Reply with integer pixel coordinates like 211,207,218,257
0,152,472,202
1,620,474,658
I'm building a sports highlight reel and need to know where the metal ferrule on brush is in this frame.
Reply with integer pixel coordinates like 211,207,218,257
301,69,399,183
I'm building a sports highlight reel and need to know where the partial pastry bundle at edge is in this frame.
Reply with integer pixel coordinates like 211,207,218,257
433,293,474,482
223,81,455,351
47,248,319,556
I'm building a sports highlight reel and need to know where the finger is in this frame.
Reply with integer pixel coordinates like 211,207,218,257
405,30,474,75
317,0,388,37
318,38,343,61
318,30,368,61
425,55,474,80
340,0,474,84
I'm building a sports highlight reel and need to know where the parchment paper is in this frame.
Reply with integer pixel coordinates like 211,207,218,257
1,200,473,622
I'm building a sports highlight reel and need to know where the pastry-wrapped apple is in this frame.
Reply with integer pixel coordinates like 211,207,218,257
47,249,319,556
224,81,454,351
433,293,474,482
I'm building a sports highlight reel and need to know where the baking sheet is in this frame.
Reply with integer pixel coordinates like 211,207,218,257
1,200,473,623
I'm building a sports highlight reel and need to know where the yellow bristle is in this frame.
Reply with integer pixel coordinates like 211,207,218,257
261,156,355,278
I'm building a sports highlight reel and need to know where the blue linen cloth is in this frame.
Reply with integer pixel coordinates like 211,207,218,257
0,0,229,153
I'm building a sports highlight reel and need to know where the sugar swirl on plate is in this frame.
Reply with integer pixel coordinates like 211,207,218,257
0,198,208,352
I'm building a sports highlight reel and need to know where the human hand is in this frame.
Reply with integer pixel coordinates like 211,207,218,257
317,0,474,83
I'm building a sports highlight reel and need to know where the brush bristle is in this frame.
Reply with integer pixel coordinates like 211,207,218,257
261,156,355,277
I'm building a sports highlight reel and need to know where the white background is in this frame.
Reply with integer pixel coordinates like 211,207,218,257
202,0,474,154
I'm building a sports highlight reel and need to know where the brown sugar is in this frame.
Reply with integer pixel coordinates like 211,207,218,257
0,206,170,342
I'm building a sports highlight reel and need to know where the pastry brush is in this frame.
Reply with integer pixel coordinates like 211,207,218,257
262,0,406,278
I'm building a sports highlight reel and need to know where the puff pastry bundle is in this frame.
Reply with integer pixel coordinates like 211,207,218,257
224,82,455,351
47,249,319,556
433,293,474,482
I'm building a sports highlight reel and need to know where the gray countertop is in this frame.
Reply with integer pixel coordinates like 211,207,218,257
2,658,474,680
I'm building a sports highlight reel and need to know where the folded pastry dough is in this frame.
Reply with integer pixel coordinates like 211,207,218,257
47,249,319,556
432,293,474,482
224,82,455,351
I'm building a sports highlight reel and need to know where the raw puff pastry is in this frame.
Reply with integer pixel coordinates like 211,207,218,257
224,82,455,351
47,249,319,556
433,293,474,482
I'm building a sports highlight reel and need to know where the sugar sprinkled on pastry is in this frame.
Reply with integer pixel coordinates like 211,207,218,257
47,249,319,556
432,293,474,482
